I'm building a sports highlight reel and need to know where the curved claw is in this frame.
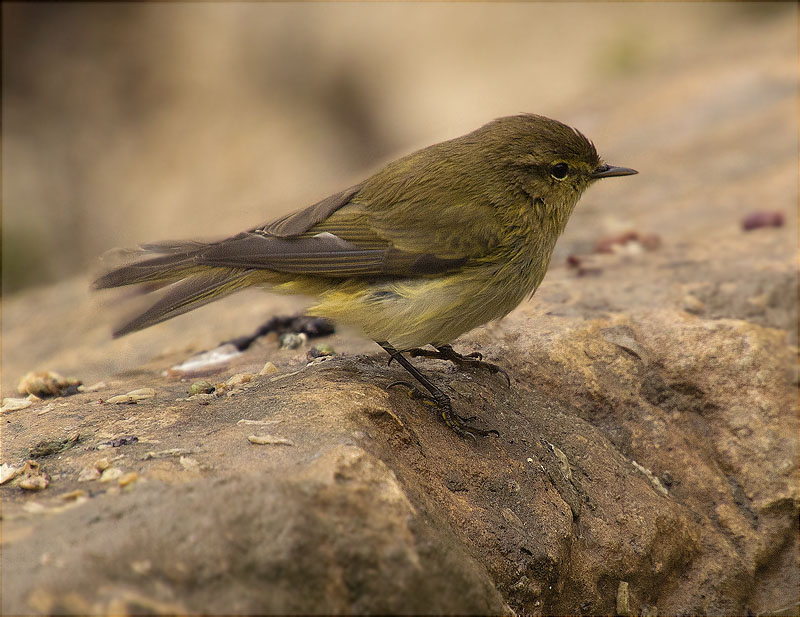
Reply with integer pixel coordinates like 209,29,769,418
495,366,512,387
441,408,500,439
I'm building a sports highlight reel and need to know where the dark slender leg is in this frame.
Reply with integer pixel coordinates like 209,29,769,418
406,344,511,386
378,341,498,439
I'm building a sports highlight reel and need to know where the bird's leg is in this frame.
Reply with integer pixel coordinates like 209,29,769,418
406,344,511,386
378,342,498,439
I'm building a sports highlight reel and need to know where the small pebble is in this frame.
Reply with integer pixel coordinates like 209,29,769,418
259,361,279,376
595,230,661,254
78,381,107,393
237,419,278,426
29,432,80,458
106,388,156,404
99,468,124,483
16,371,81,397
500,507,523,527
60,489,87,501
546,442,572,481
225,373,253,388
130,560,152,575
19,474,49,491
248,434,294,446
307,343,336,360
94,458,111,471
682,294,705,314
78,467,101,482
741,210,784,231
632,460,669,497
98,435,139,448
278,332,307,350
143,448,194,460
179,456,201,472
595,231,638,254
565,254,603,277
1,397,32,413
118,472,139,487
616,581,631,616
0,463,20,485
188,381,215,395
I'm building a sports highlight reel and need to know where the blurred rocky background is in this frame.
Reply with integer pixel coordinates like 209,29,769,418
2,3,798,616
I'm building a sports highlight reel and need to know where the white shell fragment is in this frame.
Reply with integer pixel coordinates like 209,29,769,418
168,344,242,376
1,398,32,413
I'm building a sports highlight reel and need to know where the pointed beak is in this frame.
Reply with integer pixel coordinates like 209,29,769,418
591,164,638,179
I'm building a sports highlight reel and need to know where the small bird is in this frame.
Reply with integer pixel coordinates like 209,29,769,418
95,114,636,438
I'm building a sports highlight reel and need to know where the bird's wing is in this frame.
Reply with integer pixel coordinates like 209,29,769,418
258,184,365,238
193,187,470,277
194,226,468,277
218,176,505,278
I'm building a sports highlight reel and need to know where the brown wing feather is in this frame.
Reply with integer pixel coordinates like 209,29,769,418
257,184,364,237
194,230,467,277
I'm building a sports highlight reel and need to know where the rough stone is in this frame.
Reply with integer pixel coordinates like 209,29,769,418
2,8,797,616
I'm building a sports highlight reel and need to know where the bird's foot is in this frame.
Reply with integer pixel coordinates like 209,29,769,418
407,344,511,386
386,381,498,440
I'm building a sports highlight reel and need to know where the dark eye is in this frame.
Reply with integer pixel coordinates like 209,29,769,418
550,163,569,179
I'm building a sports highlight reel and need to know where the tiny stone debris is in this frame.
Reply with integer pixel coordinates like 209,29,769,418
278,332,307,350
14,460,49,491
179,456,201,472
632,460,669,497
29,432,81,459
77,381,107,393
188,380,215,395
247,434,294,446
97,435,139,449
99,468,124,483
259,361,279,375
118,472,139,487
59,489,87,501
77,467,101,482
595,230,661,254
1,397,33,413
16,371,82,397
142,448,195,460
106,388,155,404
307,343,336,360
616,581,631,616
741,210,784,231
0,463,21,485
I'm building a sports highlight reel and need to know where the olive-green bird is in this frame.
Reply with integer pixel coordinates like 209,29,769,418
95,114,637,438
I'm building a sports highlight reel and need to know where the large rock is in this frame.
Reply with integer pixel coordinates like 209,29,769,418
2,8,797,617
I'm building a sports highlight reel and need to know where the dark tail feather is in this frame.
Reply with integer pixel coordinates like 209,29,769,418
112,268,256,337
93,242,207,290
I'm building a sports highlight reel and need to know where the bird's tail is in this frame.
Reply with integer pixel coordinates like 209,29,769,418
94,241,263,337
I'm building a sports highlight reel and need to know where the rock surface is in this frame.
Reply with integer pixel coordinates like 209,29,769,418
2,9,798,617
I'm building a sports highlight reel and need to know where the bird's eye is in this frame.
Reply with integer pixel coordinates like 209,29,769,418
550,163,569,180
